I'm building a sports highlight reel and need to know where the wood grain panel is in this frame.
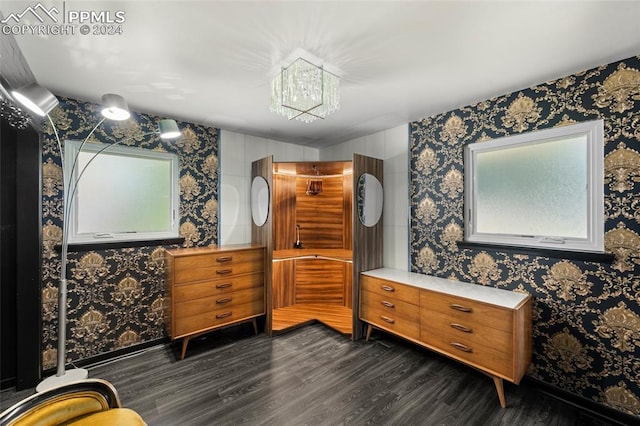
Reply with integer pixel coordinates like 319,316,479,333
174,273,263,301
251,157,273,335
271,304,352,335
420,308,512,352
361,275,419,305
295,175,345,249
174,260,264,285
295,258,345,305
360,302,420,340
273,173,297,251
420,290,513,332
174,249,263,271
513,297,533,383
175,288,264,319
352,154,384,339
272,258,295,309
361,290,420,322
174,299,265,337
343,262,353,308
343,174,353,250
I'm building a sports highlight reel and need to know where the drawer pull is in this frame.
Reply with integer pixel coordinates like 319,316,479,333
450,342,473,353
216,297,232,304
380,315,395,324
216,311,232,319
450,323,473,333
381,285,395,292
216,269,232,275
216,282,232,289
381,300,395,308
216,256,233,263
450,303,472,313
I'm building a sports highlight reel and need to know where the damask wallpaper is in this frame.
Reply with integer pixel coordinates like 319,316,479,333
410,55,640,416
40,97,219,369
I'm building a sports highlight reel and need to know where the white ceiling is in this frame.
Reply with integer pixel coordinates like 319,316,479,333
3,0,640,148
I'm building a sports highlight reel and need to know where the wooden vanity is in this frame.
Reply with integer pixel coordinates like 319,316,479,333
360,268,532,408
164,244,265,359
251,154,384,339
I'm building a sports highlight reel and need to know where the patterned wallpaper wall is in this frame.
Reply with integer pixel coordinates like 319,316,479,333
41,97,219,369
410,55,640,416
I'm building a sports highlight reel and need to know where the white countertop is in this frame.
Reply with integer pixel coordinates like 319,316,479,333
361,268,529,309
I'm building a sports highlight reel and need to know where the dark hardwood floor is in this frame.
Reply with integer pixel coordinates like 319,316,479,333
0,323,623,425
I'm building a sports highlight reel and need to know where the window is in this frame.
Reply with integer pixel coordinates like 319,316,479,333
464,119,604,253
64,140,180,244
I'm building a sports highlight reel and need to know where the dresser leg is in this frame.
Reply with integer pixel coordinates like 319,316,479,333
252,318,258,335
365,324,372,341
181,337,191,360
492,376,506,408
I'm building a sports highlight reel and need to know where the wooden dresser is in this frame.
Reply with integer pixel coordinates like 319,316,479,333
360,268,532,408
164,244,265,359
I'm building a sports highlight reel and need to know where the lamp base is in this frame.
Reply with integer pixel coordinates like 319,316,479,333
36,368,89,393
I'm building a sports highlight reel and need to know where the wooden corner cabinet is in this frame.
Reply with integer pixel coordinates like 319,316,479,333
360,268,532,408
164,244,265,359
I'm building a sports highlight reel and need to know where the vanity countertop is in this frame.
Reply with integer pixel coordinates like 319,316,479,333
362,268,529,309
273,249,352,261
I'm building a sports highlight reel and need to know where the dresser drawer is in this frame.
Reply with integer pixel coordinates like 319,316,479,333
420,309,512,355
174,258,264,284
361,275,419,305
174,249,263,270
174,287,264,319
174,299,265,337
173,273,263,301
420,290,512,333
419,328,512,377
361,290,419,322
361,301,419,340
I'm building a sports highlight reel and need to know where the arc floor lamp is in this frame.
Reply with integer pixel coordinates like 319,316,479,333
11,83,181,392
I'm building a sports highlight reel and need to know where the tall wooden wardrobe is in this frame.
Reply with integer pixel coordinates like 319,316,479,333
251,154,383,340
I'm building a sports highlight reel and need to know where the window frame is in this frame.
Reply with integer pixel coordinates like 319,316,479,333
64,140,180,244
463,119,604,253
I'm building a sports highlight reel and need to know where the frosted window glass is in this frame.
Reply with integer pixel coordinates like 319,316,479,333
475,136,587,238
75,152,172,233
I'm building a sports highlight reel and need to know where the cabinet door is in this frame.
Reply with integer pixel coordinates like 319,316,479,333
295,259,345,305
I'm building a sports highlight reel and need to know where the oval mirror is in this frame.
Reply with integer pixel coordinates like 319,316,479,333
357,173,383,227
251,176,270,226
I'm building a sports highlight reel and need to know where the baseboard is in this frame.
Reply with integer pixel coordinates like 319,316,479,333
41,337,170,377
524,377,638,425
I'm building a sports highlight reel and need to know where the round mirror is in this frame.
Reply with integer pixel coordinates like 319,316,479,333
251,176,270,226
357,173,383,227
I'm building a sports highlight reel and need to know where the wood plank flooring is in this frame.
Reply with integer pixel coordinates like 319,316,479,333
272,304,352,335
1,324,620,425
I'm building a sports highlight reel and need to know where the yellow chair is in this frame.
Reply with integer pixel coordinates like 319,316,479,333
0,379,146,425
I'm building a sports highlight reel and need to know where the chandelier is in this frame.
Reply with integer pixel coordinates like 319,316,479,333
270,57,340,123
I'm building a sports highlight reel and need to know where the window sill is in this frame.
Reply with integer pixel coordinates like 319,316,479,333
58,237,185,253
456,241,615,263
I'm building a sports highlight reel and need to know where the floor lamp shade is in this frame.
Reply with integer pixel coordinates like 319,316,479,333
101,94,130,121
12,83,59,116
159,119,181,139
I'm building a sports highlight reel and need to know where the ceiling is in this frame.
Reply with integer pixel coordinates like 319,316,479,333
2,1,640,148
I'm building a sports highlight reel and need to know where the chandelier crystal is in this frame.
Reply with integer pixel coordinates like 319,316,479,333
270,57,340,123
